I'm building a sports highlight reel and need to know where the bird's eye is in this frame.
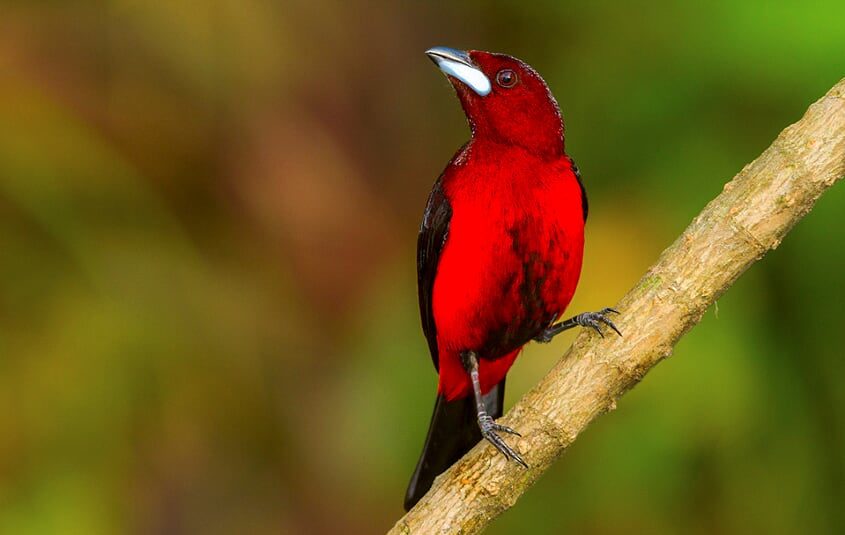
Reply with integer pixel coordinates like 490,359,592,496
495,69,518,88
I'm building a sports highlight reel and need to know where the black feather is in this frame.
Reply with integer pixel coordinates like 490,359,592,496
569,157,588,222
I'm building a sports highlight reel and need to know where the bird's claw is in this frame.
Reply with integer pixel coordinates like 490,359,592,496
534,307,621,343
479,414,528,468
575,307,622,338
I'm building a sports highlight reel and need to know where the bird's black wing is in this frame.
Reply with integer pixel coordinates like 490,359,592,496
570,156,588,222
417,177,452,371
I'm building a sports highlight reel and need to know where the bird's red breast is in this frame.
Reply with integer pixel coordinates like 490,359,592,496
434,142,585,400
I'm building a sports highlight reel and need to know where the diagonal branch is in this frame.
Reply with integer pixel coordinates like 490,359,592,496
389,78,845,535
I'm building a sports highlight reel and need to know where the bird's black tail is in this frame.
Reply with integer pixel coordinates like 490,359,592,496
404,379,506,511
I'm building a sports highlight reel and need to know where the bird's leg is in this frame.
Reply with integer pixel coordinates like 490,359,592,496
460,351,528,468
534,307,622,343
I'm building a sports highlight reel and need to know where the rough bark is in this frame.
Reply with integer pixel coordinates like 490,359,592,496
389,78,845,535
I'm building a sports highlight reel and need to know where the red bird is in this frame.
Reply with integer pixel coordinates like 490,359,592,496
404,47,620,510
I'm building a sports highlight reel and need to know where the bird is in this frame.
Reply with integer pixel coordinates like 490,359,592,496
404,47,621,511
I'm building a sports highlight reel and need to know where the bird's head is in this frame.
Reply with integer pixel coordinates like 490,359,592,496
426,47,564,159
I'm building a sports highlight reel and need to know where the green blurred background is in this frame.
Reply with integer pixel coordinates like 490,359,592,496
1,1,844,533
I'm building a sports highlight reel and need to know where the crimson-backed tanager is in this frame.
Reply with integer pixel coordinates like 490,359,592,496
404,47,621,510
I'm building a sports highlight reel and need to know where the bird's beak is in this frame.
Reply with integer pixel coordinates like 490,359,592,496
425,46,491,97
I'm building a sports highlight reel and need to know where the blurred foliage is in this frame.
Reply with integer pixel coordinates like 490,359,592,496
0,1,843,533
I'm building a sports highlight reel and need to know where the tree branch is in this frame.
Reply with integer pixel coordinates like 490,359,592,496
389,78,845,534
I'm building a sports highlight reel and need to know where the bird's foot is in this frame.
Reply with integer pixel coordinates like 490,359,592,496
534,307,622,342
462,349,527,468
478,413,527,468
572,307,622,338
